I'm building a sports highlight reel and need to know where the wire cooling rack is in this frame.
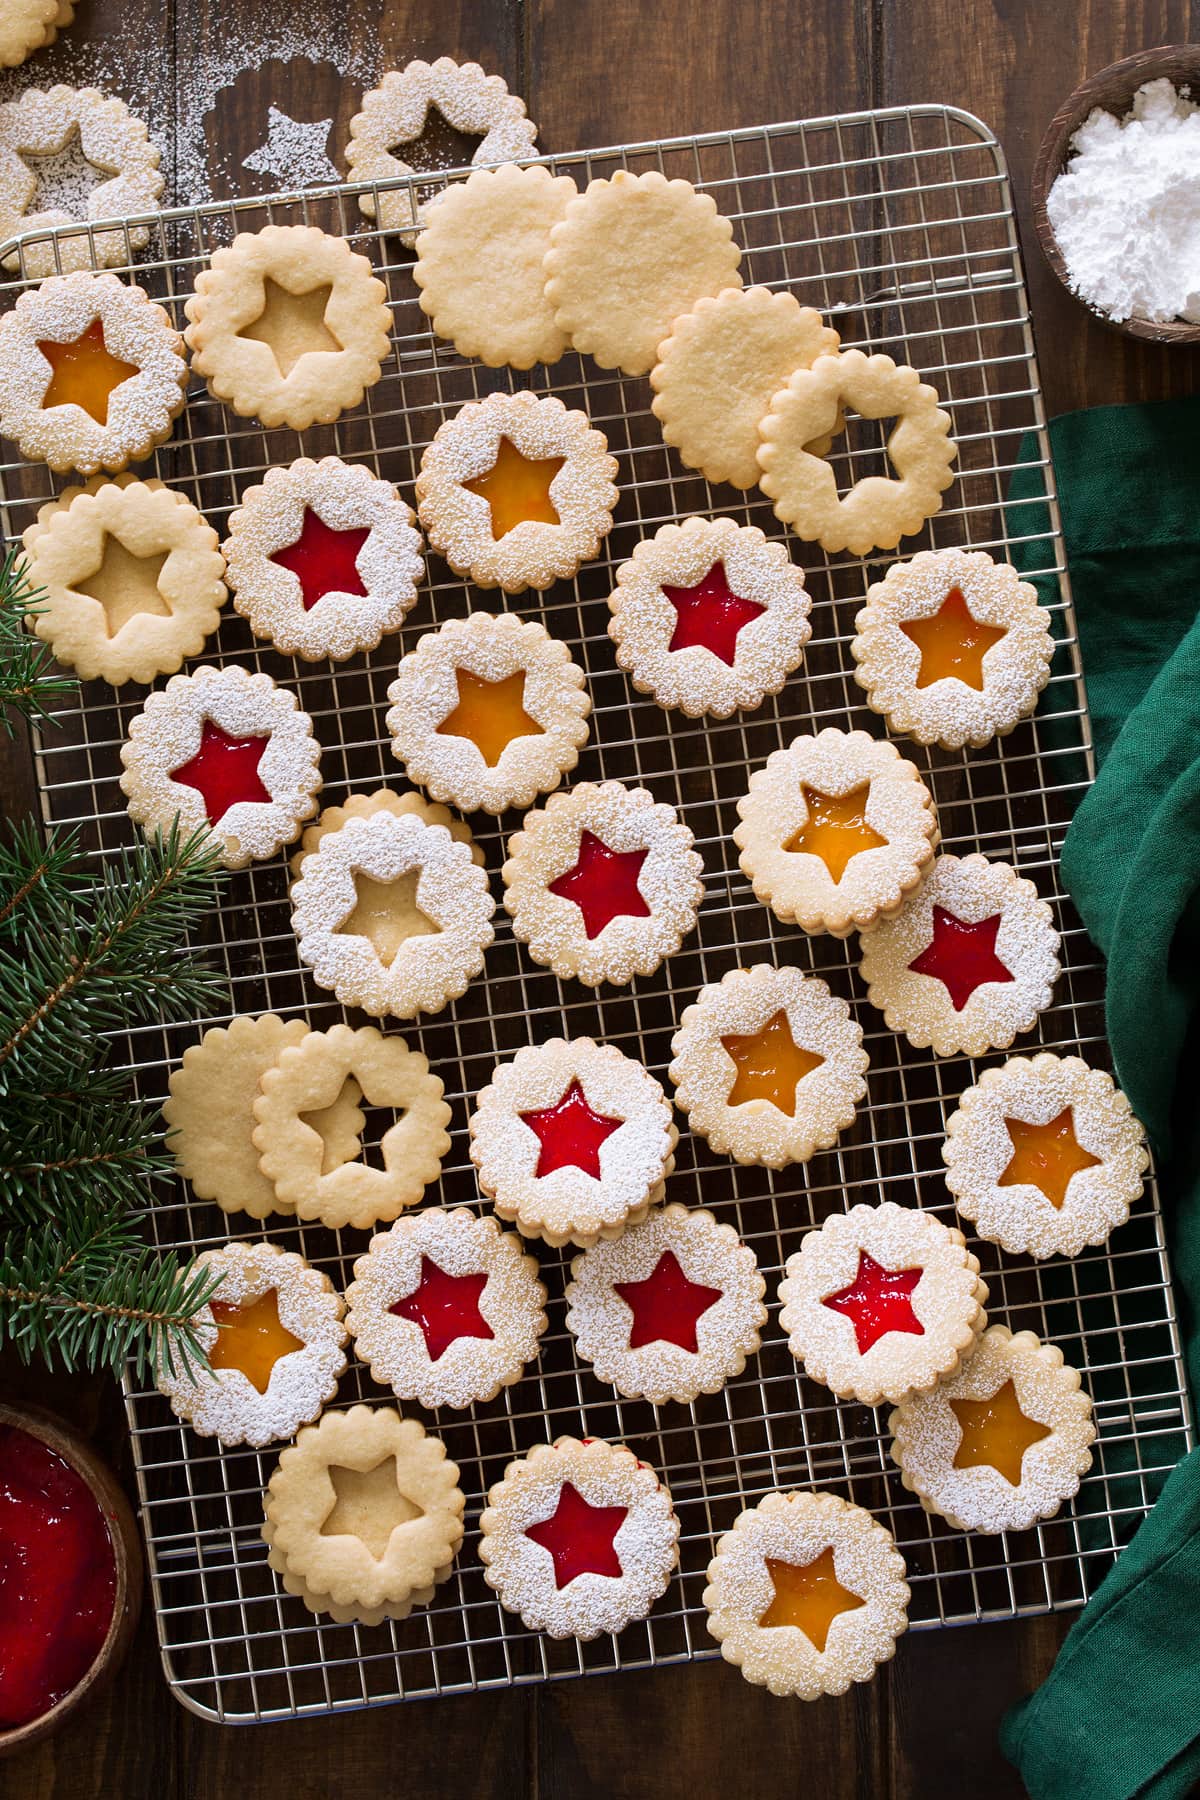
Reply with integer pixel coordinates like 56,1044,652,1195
1,102,1193,1725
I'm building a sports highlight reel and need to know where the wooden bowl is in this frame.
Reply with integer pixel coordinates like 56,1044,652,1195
1031,44,1200,345
0,1402,143,1759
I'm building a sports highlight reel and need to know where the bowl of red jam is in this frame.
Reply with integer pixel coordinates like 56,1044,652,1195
0,1403,142,1756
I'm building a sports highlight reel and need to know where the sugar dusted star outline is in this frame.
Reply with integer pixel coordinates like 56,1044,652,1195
243,106,340,188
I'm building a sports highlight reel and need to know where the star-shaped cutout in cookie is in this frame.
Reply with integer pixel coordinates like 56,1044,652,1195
720,1010,824,1115
614,1251,722,1353
822,1251,924,1355
900,586,1008,691
758,1549,865,1650
171,719,271,827
785,783,888,883
519,1079,622,1180
242,106,340,188
950,1380,1051,1485
662,561,766,666
270,508,370,610
907,906,1014,1013
38,319,138,425
999,1107,1101,1209
548,831,650,939
389,1256,493,1362
524,1482,627,1588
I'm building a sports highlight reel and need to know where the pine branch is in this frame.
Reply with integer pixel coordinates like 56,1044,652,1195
0,549,77,734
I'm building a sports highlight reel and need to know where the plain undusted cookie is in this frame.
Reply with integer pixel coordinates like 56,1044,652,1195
543,169,743,376
650,287,841,487
0,1,75,70
414,163,578,368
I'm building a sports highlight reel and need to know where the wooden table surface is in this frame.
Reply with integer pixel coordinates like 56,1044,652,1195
5,1,1199,1795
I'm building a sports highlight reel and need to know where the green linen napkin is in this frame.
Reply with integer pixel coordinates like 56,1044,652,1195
1000,398,1200,1800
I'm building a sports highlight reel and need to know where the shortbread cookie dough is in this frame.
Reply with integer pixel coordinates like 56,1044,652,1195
347,58,538,247
859,851,1061,1057
469,1035,678,1249
224,455,424,661
253,1022,451,1231
155,1241,347,1449
119,663,322,868
704,1490,909,1699
943,1052,1148,1259
502,779,704,987
479,1437,679,1640
414,162,577,367
22,475,226,685
385,611,591,814
669,963,869,1169
0,85,163,275
263,1405,465,1624
757,349,956,554
289,785,482,883
607,516,812,718
565,1202,766,1405
0,270,187,474
851,549,1056,750
734,727,939,938
163,1012,364,1222
290,808,495,1018
543,169,742,376
778,1199,988,1406
651,287,841,486
0,0,74,68
889,1325,1096,1534
184,224,392,430
416,389,618,594
346,1207,548,1409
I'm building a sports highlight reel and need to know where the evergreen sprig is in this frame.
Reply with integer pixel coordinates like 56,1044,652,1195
0,814,230,1378
0,549,78,733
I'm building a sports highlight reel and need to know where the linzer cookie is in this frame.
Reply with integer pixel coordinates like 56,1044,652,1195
757,349,956,554
889,1325,1096,1534
345,1207,548,1409
734,727,939,938
669,964,869,1169
503,780,703,987
703,1490,909,1700
542,169,742,376
859,851,1061,1057
184,224,392,430
252,1023,451,1231
154,1241,347,1449
22,474,227,686
943,1052,1148,1259
469,1035,677,1249
347,58,538,247
606,517,813,719
851,549,1055,750
778,1199,988,1406
224,455,424,662
0,0,74,67
289,809,495,1018
290,785,482,883
414,163,578,367
163,1012,365,1223
478,1437,679,1640
0,270,187,474
263,1405,465,1625
564,1202,766,1405
415,389,618,594
385,611,591,814
0,85,163,275
120,663,321,869
650,287,841,487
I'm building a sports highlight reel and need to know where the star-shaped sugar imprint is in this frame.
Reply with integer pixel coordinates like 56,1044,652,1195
243,106,340,188
525,1482,628,1588
821,1252,924,1355
389,1256,493,1363
520,1078,622,1179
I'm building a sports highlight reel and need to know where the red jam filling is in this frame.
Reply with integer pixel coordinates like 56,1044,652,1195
519,1078,622,1179
268,508,370,611
0,1425,118,1731
171,718,271,828
549,831,650,938
822,1251,924,1354
614,1250,722,1352
907,906,1014,1013
524,1481,627,1588
662,561,766,666
388,1257,493,1362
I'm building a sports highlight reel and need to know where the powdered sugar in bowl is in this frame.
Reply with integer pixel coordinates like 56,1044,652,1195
1032,45,1200,346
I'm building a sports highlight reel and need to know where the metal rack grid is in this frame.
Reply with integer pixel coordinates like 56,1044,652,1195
1,103,1192,1725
